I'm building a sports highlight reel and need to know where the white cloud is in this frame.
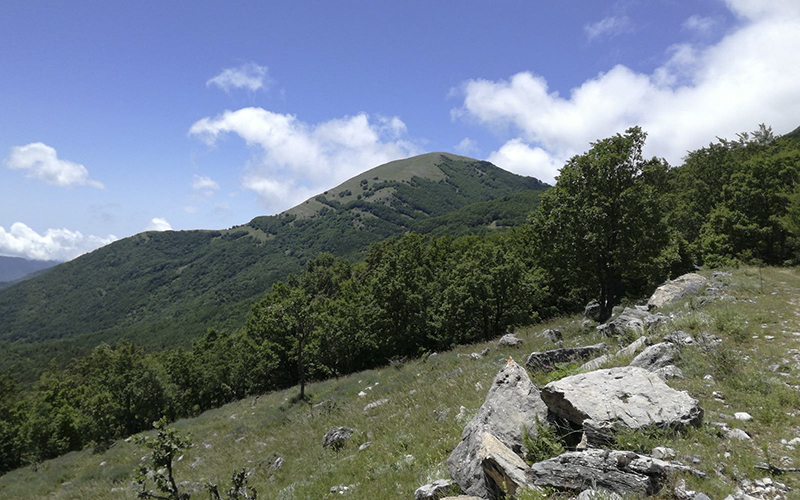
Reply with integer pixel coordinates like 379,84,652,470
189,108,419,212
683,15,718,34
191,174,220,199
146,218,172,231
207,62,270,92
486,140,561,184
5,142,104,188
584,15,633,41
454,138,479,156
456,2,800,183
191,175,220,191
0,222,116,261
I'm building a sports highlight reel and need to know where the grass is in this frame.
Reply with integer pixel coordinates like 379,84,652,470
3,266,800,499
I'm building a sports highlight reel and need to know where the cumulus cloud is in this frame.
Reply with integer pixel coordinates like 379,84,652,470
486,140,560,184
207,62,270,92
455,1,800,184
5,142,104,188
146,218,172,232
0,222,116,261
189,108,419,211
584,15,633,41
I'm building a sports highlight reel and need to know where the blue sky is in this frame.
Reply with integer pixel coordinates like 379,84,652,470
2,0,799,260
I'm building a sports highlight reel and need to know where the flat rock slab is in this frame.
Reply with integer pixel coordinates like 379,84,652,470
479,432,535,498
448,358,548,499
541,367,702,444
648,273,707,309
528,449,705,496
525,343,607,372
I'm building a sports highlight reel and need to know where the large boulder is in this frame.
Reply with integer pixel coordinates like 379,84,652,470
528,449,705,496
541,367,703,445
525,343,607,372
648,273,707,309
447,359,548,499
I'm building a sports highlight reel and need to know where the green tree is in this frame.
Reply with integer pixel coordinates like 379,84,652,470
528,127,669,319
134,417,192,500
246,282,315,399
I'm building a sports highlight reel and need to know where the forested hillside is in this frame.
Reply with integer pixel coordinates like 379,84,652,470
1,125,799,477
0,153,546,382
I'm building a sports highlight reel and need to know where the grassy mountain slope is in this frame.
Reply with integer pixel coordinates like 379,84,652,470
0,153,546,379
2,266,798,499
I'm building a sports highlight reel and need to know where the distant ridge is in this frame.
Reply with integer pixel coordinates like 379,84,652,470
0,152,547,382
0,256,59,286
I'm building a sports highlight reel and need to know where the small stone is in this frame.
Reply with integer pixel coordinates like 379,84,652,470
358,391,367,397
703,374,715,383
734,412,753,421
480,348,490,356
651,446,676,460
724,428,751,440
542,328,563,343
414,479,456,500
323,426,355,450
364,398,389,412
498,333,523,347
788,437,800,446
358,441,372,451
469,353,482,360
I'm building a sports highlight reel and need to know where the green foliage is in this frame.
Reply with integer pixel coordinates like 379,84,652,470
669,124,799,266
207,468,257,500
613,425,680,455
134,417,192,500
522,418,564,464
528,127,671,320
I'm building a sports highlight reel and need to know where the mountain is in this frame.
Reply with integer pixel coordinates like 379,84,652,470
0,153,547,380
0,256,59,287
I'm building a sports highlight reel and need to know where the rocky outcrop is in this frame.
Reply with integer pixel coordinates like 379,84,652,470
528,449,705,496
322,427,355,450
541,367,703,445
597,307,667,337
580,336,648,371
447,358,548,499
584,300,603,322
525,343,607,372
648,273,707,309
629,342,679,372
